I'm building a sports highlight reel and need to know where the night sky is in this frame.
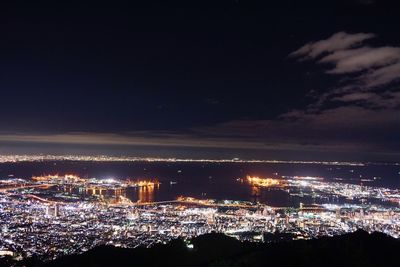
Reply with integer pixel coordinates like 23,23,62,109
0,1,399,161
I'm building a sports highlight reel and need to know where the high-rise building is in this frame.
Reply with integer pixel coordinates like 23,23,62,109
54,204,59,217
45,204,60,217
336,208,341,219
45,205,52,217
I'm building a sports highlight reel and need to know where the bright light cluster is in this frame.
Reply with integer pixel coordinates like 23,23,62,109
247,176,284,188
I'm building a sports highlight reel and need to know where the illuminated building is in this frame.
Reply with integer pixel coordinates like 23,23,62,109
45,204,59,217
246,176,284,188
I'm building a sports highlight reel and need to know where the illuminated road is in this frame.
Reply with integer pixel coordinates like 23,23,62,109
25,194,57,204
122,200,281,210
0,184,52,193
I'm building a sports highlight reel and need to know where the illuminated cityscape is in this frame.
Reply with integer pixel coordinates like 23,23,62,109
1,1,399,266
0,154,376,166
1,171,400,261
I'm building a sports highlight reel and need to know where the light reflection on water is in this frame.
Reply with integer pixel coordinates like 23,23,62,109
1,161,400,207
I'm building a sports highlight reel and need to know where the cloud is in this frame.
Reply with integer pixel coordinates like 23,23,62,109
362,62,400,88
290,32,375,59
193,104,400,153
291,32,400,90
332,92,378,102
0,131,295,151
332,91,400,108
321,47,400,74
291,31,400,115
2,102,399,159
280,106,399,131
280,32,400,159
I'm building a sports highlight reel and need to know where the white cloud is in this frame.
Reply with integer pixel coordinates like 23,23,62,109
292,32,400,89
291,31,400,110
290,31,375,59
321,47,400,74
362,62,400,88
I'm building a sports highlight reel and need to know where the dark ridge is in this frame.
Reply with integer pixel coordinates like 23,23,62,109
3,230,399,267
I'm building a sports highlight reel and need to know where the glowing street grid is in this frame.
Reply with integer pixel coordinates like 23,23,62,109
1,173,400,261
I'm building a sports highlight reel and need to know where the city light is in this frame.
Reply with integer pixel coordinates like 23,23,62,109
246,176,284,188
1,170,400,261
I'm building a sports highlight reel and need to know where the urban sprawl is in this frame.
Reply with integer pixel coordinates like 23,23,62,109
0,174,400,261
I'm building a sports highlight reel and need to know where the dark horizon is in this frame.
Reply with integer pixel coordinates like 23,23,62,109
0,1,399,161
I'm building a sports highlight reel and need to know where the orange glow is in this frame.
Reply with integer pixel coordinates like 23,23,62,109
251,185,260,196
125,179,160,188
137,184,155,203
32,174,86,183
176,196,214,205
246,176,284,188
